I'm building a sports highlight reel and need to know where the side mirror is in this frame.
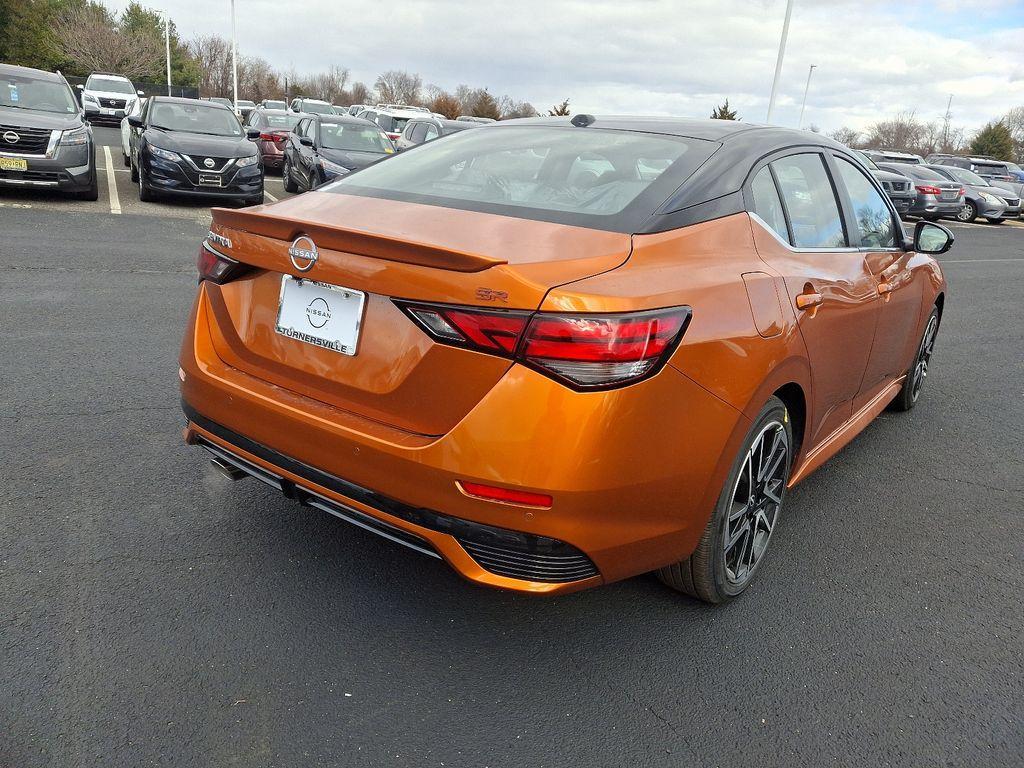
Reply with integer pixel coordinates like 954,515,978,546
245,127,261,140
127,115,144,128
76,84,84,90
913,220,954,255
299,136,313,147
137,89,145,96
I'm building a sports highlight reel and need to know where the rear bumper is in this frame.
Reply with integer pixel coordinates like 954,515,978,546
179,283,744,593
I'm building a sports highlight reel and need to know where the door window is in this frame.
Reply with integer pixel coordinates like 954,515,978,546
835,158,896,248
410,122,429,143
771,154,847,248
750,166,789,241
423,124,440,142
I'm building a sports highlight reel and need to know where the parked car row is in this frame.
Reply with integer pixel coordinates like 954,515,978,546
862,146,1022,224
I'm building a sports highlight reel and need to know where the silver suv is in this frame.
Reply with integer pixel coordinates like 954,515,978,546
0,63,98,199
78,72,142,124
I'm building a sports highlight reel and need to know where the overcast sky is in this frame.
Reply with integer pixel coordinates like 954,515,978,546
110,0,1023,133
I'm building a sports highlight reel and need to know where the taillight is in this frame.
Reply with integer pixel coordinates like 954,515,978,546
197,242,249,284
259,131,289,142
396,301,691,390
458,481,552,508
915,185,943,195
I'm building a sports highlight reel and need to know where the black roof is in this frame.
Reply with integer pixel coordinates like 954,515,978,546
0,63,65,82
152,96,232,110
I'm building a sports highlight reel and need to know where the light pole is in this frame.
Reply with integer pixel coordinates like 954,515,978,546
230,0,238,111
766,0,794,124
163,11,171,97
798,64,816,129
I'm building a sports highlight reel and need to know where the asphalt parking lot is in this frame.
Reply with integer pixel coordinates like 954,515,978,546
2,128,1022,768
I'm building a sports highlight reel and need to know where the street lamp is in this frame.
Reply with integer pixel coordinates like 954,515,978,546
162,10,171,96
766,0,794,124
798,64,816,129
230,0,238,112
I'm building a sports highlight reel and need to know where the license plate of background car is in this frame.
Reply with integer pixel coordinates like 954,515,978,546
0,157,28,171
198,174,222,187
274,276,365,356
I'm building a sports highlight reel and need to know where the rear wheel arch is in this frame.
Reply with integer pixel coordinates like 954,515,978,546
772,382,806,463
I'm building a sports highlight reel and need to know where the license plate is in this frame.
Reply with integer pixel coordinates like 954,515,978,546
0,157,27,171
275,276,365,355
101,108,114,115
198,174,222,187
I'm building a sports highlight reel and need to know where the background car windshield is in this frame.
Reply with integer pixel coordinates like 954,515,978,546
264,113,300,129
973,163,1007,177
907,166,945,181
328,126,707,225
263,100,286,109
376,115,411,133
320,124,391,152
1,73,78,114
87,76,134,94
304,102,335,115
151,103,242,136
943,167,986,185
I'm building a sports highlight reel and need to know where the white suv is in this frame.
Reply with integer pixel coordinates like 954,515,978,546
78,73,142,124
356,106,428,141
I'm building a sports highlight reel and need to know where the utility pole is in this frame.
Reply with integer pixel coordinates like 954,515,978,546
230,0,238,111
766,0,794,124
164,11,171,97
941,94,953,149
798,64,816,129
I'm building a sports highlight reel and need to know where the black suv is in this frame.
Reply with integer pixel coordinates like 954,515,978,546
0,63,98,199
128,97,263,205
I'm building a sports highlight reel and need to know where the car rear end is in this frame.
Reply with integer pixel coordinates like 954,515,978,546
179,125,739,593
256,129,289,171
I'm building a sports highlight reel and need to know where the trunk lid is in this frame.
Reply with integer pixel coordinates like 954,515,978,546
203,191,631,435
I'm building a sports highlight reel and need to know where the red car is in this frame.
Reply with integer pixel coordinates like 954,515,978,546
244,108,303,172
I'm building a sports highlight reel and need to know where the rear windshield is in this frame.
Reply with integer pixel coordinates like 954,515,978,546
320,123,392,153
973,162,1008,176
87,76,134,94
1,72,78,114
263,113,300,129
906,166,944,181
263,100,286,109
376,115,412,133
326,125,716,231
303,101,335,115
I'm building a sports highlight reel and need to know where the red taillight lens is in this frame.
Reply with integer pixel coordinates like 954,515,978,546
397,301,691,389
197,242,249,284
915,184,943,195
259,131,289,142
459,481,552,508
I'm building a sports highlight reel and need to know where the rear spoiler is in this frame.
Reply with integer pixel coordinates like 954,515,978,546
211,207,507,273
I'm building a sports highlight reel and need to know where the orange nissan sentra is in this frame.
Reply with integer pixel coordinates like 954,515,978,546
180,116,951,602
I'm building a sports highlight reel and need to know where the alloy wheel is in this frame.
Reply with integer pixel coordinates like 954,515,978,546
957,202,975,222
910,314,938,402
723,420,789,585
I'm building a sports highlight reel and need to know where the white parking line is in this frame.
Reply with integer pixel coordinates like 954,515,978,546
102,146,121,215
264,189,278,202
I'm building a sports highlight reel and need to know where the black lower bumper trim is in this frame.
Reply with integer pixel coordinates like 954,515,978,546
182,401,599,583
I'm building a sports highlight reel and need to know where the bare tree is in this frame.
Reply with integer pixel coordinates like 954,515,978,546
827,127,860,147
1003,106,1024,163
347,81,371,106
305,66,349,103
189,34,232,97
374,70,422,105
52,4,163,80
863,110,927,152
499,95,537,119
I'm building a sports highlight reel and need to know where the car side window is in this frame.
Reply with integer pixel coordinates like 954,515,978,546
424,124,440,142
295,119,309,137
750,166,789,242
835,158,896,249
771,153,847,248
411,123,429,143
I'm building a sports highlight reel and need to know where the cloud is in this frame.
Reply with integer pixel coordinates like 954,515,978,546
107,0,1023,132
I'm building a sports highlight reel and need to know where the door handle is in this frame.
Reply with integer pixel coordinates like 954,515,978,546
795,292,823,310
877,282,894,295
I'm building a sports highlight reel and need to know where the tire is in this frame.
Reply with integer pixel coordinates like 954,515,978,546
986,218,1004,225
890,307,939,412
282,157,298,193
658,396,793,603
956,201,977,223
74,169,99,201
122,151,130,168
138,167,155,202
924,214,940,221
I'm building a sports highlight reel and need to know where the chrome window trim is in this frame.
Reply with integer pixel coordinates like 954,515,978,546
748,212,860,254
0,129,61,159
